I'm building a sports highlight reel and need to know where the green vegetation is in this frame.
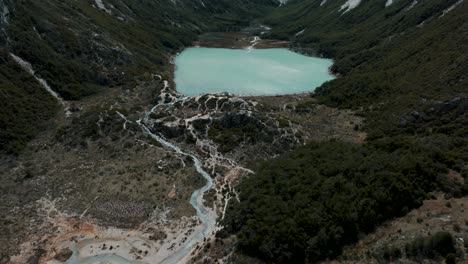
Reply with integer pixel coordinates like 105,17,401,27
207,113,279,153
0,50,57,154
208,115,269,153
1,0,467,260
223,1,468,263
1,0,276,154
7,0,277,94
405,232,456,261
9,2,102,100
222,140,464,263
265,0,467,122
374,232,458,263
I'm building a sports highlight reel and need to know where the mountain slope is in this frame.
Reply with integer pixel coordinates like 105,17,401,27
221,1,468,263
264,0,467,154
0,0,276,154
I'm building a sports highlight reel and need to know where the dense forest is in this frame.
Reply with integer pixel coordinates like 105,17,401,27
222,0,468,263
221,139,467,263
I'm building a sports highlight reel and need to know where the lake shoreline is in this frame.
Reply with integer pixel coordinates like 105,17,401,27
194,32,289,50
167,31,337,98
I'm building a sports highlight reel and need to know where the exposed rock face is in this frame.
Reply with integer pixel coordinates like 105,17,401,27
399,95,467,128
438,94,467,114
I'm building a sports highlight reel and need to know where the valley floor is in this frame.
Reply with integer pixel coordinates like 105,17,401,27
2,26,466,264
0,51,364,263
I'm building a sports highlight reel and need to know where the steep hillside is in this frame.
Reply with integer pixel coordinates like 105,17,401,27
264,0,467,167
0,0,276,154
221,0,468,263
266,0,467,111
0,49,58,154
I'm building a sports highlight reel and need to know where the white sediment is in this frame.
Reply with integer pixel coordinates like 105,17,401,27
246,36,260,51
10,53,72,116
440,0,464,18
340,0,362,13
10,53,65,106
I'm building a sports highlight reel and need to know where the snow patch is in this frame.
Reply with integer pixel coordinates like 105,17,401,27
385,0,394,7
440,0,464,18
94,0,112,14
295,29,305,36
340,0,362,13
405,0,418,11
278,0,288,6
417,18,430,28
320,0,328,6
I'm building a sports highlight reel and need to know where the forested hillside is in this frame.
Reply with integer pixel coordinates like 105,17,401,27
0,49,58,154
222,0,468,263
222,140,465,262
0,0,275,154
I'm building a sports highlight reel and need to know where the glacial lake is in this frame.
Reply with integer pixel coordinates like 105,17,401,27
174,48,335,96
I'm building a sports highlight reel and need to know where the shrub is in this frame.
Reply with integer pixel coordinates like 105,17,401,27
405,232,456,260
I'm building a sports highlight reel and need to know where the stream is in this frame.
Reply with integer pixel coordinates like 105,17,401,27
139,122,217,264
64,114,217,264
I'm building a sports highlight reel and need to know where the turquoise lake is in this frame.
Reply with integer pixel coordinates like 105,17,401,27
174,48,335,96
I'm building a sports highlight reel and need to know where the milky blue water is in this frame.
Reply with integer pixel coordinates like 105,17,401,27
174,48,334,96
65,122,215,264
